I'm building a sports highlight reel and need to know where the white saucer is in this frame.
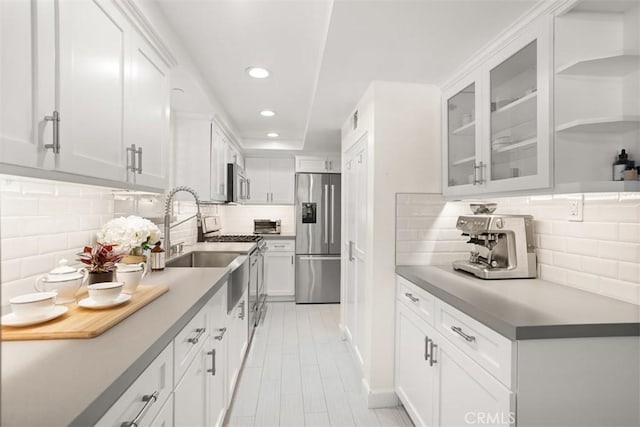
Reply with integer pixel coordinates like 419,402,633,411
78,294,131,309
1,306,69,327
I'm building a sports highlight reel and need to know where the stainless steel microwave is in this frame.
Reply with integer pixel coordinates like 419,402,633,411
226,163,248,203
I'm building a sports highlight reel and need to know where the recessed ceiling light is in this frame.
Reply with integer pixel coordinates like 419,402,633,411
246,67,270,79
267,132,279,138
260,110,276,117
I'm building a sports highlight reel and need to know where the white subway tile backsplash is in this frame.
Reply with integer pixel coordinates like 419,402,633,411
1,259,21,283
0,175,141,305
397,192,640,306
619,223,640,243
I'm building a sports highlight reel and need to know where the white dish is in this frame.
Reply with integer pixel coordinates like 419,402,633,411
78,293,131,309
1,306,69,327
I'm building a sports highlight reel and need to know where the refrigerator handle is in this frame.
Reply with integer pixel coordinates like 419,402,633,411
298,256,341,261
324,184,329,244
349,241,355,261
330,184,335,245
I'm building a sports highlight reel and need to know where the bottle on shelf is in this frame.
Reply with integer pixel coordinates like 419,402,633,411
623,161,638,181
613,149,630,181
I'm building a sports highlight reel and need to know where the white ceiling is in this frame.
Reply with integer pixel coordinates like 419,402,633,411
156,0,537,153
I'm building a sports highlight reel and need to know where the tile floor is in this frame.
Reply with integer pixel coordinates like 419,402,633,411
225,302,413,427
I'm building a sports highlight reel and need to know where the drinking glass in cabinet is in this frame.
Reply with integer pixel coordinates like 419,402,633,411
490,40,538,181
447,83,476,186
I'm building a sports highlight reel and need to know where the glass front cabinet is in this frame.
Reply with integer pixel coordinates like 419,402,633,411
443,15,553,197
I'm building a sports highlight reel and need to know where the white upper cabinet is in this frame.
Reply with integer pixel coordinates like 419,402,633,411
55,0,129,182
443,15,552,197
127,31,170,189
0,0,53,169
0,0,171,191
295,154,341,173
554,1,640,192
173,113,212,200
245,157,295,205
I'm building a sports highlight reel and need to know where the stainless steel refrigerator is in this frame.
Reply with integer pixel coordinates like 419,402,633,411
295,173,341,303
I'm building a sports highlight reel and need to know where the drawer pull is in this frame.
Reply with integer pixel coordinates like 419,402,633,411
187,327,206,344
214,327,227,341
451,326,476,343
404,292,419,303
207,348,216,376
120,391,158,427
429,341,438,367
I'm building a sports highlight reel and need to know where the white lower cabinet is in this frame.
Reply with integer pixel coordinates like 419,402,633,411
264,240,295,298
149,393,174,427
174,336,212,427
226,288,249,397
395,277,515,427
96,343,174,427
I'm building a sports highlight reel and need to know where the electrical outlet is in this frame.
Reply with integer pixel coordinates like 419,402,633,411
568,196,583,222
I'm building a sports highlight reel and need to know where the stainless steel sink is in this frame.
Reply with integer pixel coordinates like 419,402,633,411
166,251,240,268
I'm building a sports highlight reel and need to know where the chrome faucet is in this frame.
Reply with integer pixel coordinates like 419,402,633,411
164,186,204,257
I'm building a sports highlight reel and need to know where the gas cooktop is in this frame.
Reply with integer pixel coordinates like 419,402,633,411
205,234,263,242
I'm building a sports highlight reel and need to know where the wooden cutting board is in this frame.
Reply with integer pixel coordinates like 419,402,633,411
1,285,169,341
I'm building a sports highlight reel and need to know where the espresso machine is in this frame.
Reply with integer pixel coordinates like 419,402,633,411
453,209,537,279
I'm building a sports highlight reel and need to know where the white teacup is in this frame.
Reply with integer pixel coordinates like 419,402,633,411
87,282,123,304
116,262,148,294
10,292,57,319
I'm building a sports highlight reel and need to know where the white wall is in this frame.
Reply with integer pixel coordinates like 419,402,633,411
396,192,640,306
341,81,442,401
219,205,295,234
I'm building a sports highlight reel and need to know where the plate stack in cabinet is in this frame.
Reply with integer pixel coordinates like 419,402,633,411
554,1,640,192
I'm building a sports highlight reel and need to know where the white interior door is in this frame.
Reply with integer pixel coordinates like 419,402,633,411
343,135,368,368
56,0,128,182
128,32,170,189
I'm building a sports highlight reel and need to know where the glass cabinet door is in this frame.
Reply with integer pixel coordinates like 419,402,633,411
489,40,538,181
446,82,478,190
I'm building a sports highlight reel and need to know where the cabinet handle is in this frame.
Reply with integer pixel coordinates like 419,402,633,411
120,391,158,427
404,292,419,303
451,326,476,343
44,110,61,154
324,160,329,170
473,161,485,185
429,341,438,367
136,146,143,174
214,327,227,341
424,336,430,361
187,327,206,344
247,179,251,199
348,241,355,261
329,160,333,170
207,348,216,376
291,255,294,265
239,301,245,320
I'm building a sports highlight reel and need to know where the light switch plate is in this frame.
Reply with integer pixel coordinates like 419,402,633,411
567,196,584,222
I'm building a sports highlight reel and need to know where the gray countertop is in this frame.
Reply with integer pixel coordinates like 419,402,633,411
1,242,255,427
396,265,640,341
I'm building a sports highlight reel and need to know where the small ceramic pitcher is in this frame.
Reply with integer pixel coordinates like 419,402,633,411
35,259,88,304
116,262,148,294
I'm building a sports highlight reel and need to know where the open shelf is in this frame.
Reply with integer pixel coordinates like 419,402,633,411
554,180,640,194
491,91,537,133
556,50,640,77
492,137,537,154
451,156,475,166
556,116,640,133
451,121,475,136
